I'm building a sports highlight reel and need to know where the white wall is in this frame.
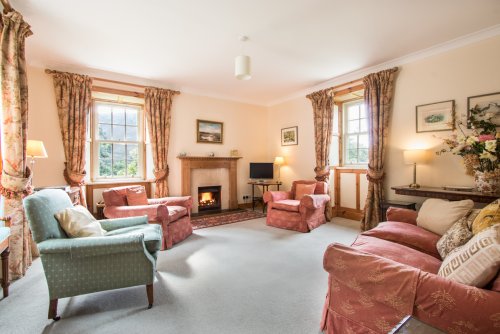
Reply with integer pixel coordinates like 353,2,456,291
27,66,268,204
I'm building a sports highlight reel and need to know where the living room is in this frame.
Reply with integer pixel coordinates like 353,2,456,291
1,1,499,333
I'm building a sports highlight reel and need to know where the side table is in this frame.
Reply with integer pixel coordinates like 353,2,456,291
248,181,282,213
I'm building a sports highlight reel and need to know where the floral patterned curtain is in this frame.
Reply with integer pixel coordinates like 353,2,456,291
144,87,180,198
0,10,34,279
50,71,92,208
307,88,334,221
361,67,398,231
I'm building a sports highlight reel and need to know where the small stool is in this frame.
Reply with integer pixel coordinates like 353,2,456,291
380,200,417,222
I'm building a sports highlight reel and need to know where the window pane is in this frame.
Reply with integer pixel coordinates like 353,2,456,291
99,158,112,177
113,108,126,125
347,105,359,120
127,144,139,176
98,124,112,140
98,107,112,124
126,109,138,125
99,143,112,159
358,149,369,164
360,118,368,132
126,126,138,141
360,104,366,118
348,120,359,133
358,134,369,148
113,143,126,161
347,135,358,150
346,149,358,164
113,125,126,141
113,160,126,177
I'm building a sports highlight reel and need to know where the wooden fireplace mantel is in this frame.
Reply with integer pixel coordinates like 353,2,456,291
178,156,242,209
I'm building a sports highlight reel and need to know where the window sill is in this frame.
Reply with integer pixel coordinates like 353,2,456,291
334,166,367,170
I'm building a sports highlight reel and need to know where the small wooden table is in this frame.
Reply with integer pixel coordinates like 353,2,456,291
248,181,282,213
389,315,444,333
391,185,499,203
0,216,11,298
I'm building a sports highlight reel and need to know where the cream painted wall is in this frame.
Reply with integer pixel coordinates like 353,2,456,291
27,66,268,204
267,35,500,206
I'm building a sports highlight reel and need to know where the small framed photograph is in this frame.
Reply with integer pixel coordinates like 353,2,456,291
467,92,500,128
416,100,455,133
281,126,298,146
197,119,223,144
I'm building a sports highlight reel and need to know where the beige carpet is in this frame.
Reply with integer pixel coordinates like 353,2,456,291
0,217,359,334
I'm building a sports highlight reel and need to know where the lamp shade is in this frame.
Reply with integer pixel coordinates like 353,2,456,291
27,140,48,158
403,149,428,164
274,156,285,165
235,55,251,80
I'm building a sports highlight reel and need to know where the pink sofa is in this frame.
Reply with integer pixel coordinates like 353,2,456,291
321,207,500,333
102,186,193,250
263,180,330,232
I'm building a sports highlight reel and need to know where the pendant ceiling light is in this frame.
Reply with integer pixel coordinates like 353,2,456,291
235,35,251,80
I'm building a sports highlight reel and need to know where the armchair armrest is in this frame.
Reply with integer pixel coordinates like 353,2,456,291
300,194,330,209
104,205,168,223
99,215,148,231
37,234,146,259
148,196,192,208
386,207,417,225
263,191,292,203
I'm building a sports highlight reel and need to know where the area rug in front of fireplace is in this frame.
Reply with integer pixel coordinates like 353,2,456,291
191,210,266,230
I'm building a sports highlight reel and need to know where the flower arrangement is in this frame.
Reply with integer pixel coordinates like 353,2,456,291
437,103,499,192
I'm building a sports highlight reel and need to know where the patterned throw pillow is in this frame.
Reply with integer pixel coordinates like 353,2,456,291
55,205,106,238
126,186,148,206
436,216,473,259
438,224,500,288
471,199,500,235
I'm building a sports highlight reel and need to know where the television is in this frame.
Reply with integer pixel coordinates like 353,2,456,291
249,162,274,180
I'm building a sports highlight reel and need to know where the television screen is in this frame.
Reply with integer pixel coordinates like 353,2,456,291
250,163,274,179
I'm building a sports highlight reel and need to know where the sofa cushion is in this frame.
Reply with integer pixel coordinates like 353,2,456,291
417,198,474,235
362,221,441,258
295,183,316,200
352,235,442,274
471,199,500,235
436,216,473,259
168,205,188,222
54,205,106,238
126,186,148,206
272,200,300,212
105,224,162,254
438,224,500,288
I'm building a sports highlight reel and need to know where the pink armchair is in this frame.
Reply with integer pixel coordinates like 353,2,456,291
102,186,193,250
263,180,330,232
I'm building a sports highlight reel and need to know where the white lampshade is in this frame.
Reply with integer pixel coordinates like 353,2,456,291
403,149,428,164
235,55,251,80
27,140,48,158
274,156,285,165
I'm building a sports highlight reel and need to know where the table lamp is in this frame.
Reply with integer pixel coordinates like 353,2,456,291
403,149,428,189
274,156,285,182
27,140,48,187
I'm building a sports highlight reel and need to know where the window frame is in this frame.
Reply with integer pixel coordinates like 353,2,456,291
341,99,368,167
90,98,146,181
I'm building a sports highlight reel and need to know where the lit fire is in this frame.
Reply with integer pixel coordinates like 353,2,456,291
199,192,216,207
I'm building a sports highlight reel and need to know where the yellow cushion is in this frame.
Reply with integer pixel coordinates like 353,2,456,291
472,199,500,235
55,205,105,238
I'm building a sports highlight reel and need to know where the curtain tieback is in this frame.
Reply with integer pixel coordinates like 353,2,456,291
0,167,33,198
63,166,86,187
366,167,384,183
314,165,330,182
154,166,169,182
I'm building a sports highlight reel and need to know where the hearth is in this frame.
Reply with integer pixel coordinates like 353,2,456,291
198,185,221,212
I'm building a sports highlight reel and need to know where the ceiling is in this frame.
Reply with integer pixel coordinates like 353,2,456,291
14,0,500,106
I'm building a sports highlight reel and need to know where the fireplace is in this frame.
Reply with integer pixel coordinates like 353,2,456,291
198,186,221,212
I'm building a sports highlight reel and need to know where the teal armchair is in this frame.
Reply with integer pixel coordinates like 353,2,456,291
24,189,162,320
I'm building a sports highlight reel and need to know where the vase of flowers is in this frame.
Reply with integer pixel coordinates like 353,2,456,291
437,104,499,193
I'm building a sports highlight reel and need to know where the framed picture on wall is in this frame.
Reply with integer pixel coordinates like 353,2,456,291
281,126,298,146
467,92,500,128
416,100,455,133
197,119,223,144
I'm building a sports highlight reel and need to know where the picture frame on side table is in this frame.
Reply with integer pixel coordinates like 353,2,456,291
197,119,223,144
416,100,455,133
281,126,298,146
467,92,500,128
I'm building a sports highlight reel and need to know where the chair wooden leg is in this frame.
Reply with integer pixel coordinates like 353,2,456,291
1,248,9,298
146,284,153,309
48,299,60,321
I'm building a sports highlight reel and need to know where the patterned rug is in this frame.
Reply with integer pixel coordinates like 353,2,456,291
191,210,266,230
